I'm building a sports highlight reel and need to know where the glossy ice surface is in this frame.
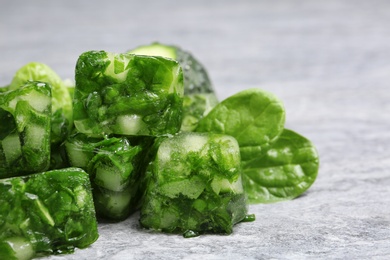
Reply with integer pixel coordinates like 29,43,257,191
73,51,184,137
0,168,98,259
140,132,247,236
65,133,144,220
0,82,51,178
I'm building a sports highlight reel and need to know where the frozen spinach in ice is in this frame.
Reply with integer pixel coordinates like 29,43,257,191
129,43,220,132
129,42,215,95
9,62,73,144
140,132,247,237
73,50,184,137
0,81,51,178
65,133,144,220
0,168,98,259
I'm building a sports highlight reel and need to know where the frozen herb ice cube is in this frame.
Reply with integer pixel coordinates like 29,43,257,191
0,81,51,178
65,132,144,220
140,132,247,236
129,42,216,96
73,50,184,137
0,168,99,259
9,62,74,145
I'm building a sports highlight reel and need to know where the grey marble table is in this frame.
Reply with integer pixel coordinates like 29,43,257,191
1,0,390,259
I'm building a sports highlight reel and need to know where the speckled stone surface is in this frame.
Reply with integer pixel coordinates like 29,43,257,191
1,0,390,259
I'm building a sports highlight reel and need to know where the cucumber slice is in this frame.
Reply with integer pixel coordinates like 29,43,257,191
25,124,46,148
94,165,129,192
2,134,22,164
114,115,147,135
159,176,206,199
130,42,176,59
1,237,34,260
210,175,244,195
93,187,134,220
19,88,51,113
64,141,93,168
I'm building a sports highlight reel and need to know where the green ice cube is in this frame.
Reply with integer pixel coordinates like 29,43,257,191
0,81,51,178
0,168,99,259
65,132,144,220
140,132,247,236
73,51,184,137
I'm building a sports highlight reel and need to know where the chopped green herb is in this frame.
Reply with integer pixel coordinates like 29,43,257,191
140,132,247,236
0,168,99,259
129,42,216,95
9,62,73,144
73,50,184,137
65,132,144,220
0,81,51,178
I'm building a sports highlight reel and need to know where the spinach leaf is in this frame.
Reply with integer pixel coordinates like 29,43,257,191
196,88,286,162
196,88,319,203
242,129,319,203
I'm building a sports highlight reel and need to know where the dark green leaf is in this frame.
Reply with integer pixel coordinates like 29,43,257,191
196,88,286,161
242,129,319,203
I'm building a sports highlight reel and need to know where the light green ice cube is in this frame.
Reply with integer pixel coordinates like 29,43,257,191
65,132,144,220
140,132,247,236
73,50,184,137
0,168,99,259
0,81,51,178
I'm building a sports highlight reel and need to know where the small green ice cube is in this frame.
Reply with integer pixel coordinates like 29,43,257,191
0,168,99,259
140,132,247,236
0,81,51,178
73,51,184,137
65,132,144,220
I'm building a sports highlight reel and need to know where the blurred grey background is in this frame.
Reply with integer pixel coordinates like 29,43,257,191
1,1,388,97
1,0,390,259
